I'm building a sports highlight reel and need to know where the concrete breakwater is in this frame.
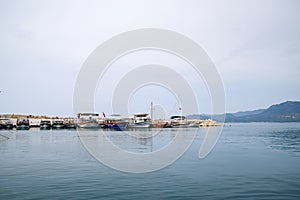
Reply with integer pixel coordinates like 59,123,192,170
0,114,221,129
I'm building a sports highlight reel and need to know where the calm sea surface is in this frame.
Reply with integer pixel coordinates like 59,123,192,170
0,123,300,200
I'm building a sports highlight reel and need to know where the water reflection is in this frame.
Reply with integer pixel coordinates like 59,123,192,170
77,129,187,154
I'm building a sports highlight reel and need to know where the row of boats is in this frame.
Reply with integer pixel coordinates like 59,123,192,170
0,113,221,131
0,118,77,130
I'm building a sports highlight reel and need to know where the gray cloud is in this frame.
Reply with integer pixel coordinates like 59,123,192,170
1,0,300,115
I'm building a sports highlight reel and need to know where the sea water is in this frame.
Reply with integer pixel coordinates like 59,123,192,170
0,123,299,199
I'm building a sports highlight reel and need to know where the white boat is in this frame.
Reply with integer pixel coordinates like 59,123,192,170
128,114,152,128
77,113,99,128
187,120,202,128
170,115,189,128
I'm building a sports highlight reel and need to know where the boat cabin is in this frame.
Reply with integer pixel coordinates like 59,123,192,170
77,113,99,121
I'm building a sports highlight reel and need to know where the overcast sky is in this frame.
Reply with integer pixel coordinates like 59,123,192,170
0,0,300,116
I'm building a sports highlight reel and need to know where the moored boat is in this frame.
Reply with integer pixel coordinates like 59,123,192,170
52,120,65,129
105,114,128,131
170,115,189,128
0,118,13,129
40,120,51,130
106,122,127,130
77,113,99,129
128,114,152,128
65,119,76,129
16,118,30,130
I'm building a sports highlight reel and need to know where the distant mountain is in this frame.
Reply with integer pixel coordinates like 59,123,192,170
235,101,300,122
231,109,266,117
187,101,300,122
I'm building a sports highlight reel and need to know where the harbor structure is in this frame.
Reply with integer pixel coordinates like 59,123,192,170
0,113,221,130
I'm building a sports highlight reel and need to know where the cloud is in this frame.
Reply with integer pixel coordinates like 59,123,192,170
0,0,300,114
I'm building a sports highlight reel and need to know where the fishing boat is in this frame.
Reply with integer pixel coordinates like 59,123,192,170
128,114,152,128
40,120,51,130
16,118,30,130
65,119,76,129
106,122,127,130
170,115,189,128
52,120,65,129
77,113,99,128
0,118,13,129
105,114,128,131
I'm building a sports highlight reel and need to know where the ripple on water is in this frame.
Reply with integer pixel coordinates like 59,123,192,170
0,124,300,199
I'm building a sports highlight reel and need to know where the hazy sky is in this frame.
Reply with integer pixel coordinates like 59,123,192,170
1,0,300,116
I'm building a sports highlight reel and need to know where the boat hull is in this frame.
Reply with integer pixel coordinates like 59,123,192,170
40,124,51,130
77,122,99,129
107,122,127,131
3,124,13,129
128,122,152,128
52,124,65,129
187,122,200,128
65,124,76,129
170,124,188,128
16,125,30,130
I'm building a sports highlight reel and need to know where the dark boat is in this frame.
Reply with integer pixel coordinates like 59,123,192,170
65,119,76,129
105,115,128,131
16,118,30,130
52,120,65,129
99,123,108,129
0,119,13,129
106,122,127,131
40,120,51,130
